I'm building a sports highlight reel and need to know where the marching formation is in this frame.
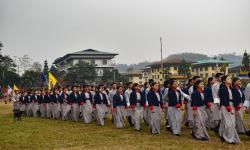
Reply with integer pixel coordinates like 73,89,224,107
11,73,250,144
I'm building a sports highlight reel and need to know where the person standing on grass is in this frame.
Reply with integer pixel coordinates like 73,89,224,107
93,84,109,126
61,87,70,121
129,83,145,131
24,91,33,116
68,86,80,122
191,80,210,141
125,82,133,127
31,90,39,117
219,75,240,144
45,89,52,119
182,79,193,127
204,77,215,130
12,90,20,114
211,73,224,132
231,78,248,135
51,88,61,120
167,80,184,136
142,81,152,126
162,80,170,130
108,82,118,121
147,82,163,134
38,89,46,118
244,72,250,126
80,85,93,124
113,86,127,129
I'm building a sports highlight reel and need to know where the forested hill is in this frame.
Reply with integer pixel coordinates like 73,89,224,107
116,52,243,73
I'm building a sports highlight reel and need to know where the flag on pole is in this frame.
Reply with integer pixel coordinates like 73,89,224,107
40,72,47,87
13,84,19,91
48,72,58,90
7,85,12,94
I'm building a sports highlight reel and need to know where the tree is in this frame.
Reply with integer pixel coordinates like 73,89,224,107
101,68,114,85
43,60,49,77
0,70,20,88
242,50,249,68
65,61,97,84
19,55,32,73
21,70,41,88
31,61,42,72
178,58,191,78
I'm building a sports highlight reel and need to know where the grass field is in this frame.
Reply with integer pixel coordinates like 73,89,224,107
1,102,250,150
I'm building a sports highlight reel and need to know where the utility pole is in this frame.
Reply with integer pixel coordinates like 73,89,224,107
160,37,163,83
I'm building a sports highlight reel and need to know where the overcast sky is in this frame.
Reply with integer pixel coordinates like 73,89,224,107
0,0,250,65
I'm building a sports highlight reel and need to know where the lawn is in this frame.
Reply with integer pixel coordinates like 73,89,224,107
0,102,250,150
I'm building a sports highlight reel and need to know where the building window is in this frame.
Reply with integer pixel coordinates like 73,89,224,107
200,74,203,77
205,73,209,78
157,75,159,79
91,59,95,65
103,59,107,65
205,67,208,71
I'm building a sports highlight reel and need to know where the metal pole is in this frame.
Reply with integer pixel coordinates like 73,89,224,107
160,37,163,82
113,69,116,82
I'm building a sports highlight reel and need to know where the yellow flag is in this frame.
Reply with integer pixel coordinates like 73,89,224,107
48,72,58,89
13,84,19,91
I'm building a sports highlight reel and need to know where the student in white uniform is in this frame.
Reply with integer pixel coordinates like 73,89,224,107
125,82,133,127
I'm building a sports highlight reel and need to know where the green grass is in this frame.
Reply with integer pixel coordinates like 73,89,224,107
1,102,250,150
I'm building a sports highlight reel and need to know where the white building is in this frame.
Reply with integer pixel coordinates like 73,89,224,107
53,49,118,76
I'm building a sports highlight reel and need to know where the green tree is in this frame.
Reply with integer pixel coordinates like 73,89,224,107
65,61,97,84
43,60,49,79
178,58,191,78
21,70,41,88
101,68,114,85
242,50,249,68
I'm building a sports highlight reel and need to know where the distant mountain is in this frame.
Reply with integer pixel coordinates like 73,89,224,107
165,53,209,62
116,61,150,73
215,53,242,68
116,52,243,73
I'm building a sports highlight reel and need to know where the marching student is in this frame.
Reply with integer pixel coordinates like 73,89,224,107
68,86,80,122
219,75,240,144
103,86,110,119
108,82,118,121
38,89,46,118
182,79,193,127
191,80,210,141
51,88,62,119
142,81,151,125
80,85,93,123
125,82,133,127
45,89,52,119
93,84,109,126
186,76,201,128
61,87,71,121
12,90,20,118
244,72,250,126
19,91,26,116
231,77,247,134
113,86,127,129
167,80,184,136
24,91,33,116
129,83,145,131
204,77,216,130
162,80,170,130
31,90,39,117
211,73,224,130
147,82,163,134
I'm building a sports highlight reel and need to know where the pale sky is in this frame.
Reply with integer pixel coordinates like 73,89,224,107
0,0,249,65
